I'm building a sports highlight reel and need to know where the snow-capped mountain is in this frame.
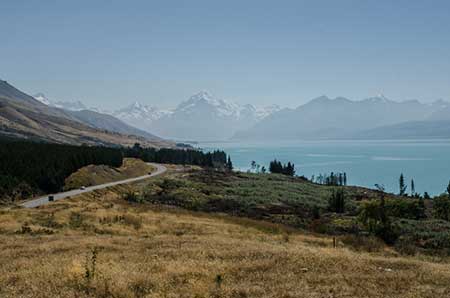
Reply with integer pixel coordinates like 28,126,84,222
110,91,281,141
112,101,172,132
33,93,87,111
114,101,171,121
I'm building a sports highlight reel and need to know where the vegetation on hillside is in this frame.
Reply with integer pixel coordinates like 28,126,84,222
1,186,450,297
0,138,232,203
126,168,450,255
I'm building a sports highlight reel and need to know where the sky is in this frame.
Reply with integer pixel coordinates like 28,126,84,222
1,0,450,110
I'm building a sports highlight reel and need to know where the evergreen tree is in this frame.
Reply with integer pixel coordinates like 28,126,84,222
343,172,347,186
399,173,407,196
226,156,233,171
447,180,450,198
411,179,415,196
328,188,345,213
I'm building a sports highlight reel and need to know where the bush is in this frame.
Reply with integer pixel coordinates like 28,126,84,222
123,191,143,203
69,212,85,228
328,188,345,213
385,198,426,220
358,199,398,244
341,235,385,252
433,195,450,221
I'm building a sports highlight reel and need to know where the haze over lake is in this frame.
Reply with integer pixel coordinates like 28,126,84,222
201,139,450,196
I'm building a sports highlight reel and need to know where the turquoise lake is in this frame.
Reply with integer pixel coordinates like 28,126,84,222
200,140,450,196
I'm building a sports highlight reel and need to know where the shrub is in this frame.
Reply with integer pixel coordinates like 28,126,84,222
385,198,426,220
122,214,143,230
340,234,385,252
433,195,450,221
122,191,143,203
328,188,345,213
358,199,398,244
69,212,85,228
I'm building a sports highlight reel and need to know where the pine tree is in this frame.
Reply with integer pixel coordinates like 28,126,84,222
411,179,415,196
399,173,407,196
226,156,233,171
343,172,347,186
447,180,450,198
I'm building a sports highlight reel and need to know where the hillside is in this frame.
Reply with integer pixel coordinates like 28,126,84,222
355,120,450,139
0,80,172,147
68,109,162,141
1,171,450,297
63,158,155,190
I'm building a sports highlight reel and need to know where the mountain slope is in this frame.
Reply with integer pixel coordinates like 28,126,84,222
145,91,280,141
0,80,172,147
32,92,163,141
233,95,444,140
355,120,450,139
69,109,162,141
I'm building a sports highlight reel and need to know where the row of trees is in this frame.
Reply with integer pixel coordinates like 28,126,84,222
0,138,123,198
312,172,347,186
123,143,232,170
268,159,296,176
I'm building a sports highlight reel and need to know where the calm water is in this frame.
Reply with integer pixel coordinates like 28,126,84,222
200,140,450,196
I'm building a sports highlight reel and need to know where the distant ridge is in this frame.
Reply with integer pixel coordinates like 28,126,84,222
233,95,450,140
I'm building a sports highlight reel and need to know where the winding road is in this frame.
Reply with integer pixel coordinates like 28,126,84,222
21,163,167,208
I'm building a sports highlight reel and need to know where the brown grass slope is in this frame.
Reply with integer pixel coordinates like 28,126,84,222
63,158,156,190
1,171,450,298
0,80,173,147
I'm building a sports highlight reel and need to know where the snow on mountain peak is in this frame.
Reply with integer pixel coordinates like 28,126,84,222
114,101,171,122
33,93,87,111
33,93,51,105
364,94,392,103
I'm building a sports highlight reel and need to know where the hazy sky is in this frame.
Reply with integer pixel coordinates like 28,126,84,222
1,0,450,109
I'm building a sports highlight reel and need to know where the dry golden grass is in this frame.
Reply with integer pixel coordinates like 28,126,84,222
63,158,155,190
1,183,450,297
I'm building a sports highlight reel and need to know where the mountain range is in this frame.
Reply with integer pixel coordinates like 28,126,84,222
233,95,450,140
32,87,450,142
0,80,172,147
36,90,281,141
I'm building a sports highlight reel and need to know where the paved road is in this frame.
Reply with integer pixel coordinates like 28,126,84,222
21,163,167,208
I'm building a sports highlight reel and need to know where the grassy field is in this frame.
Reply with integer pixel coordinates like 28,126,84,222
2,182,450,298
63,158,155,191
131,168,450,255
2,166,450,297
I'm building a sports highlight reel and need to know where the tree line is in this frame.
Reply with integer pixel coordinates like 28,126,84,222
268,159,295,176
0,139,234,202
311,172,347,186
123,143,232,169
0,138,123,200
